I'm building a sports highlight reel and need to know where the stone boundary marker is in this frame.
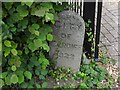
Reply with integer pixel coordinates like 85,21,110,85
49,10,85,73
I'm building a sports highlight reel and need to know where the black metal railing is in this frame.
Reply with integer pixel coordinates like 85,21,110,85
67,0,102,59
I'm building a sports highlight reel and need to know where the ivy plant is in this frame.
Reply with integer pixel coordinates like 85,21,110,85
1,2,68,88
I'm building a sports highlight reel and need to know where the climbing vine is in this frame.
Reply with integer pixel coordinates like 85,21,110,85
1,2,68,88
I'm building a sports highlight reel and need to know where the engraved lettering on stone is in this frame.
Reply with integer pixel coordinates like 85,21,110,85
58,52,74,59
61,33,72,39
49,11,85,73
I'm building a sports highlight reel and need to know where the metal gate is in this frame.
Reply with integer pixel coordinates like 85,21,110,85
66,0,103,60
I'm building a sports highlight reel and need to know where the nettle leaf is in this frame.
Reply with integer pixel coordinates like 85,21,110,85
11,49,18,56
4,2,13,10
7,13,23,24
29,26,35,34
4,40,11,47
24,71,32,80
54,5,64,12
0,79,4,88
10,74,18,84
41,70,48,76
43,25,53,33
8,7,16,15
42,44,50,52
40,2,53,9
32,7,49,17
36,83,41,88
16,5,28,17
28,84,34,88
34,38,42,47
35,69,40,76
47,34,53,41
45,13,54,22
20,82,28,88
39,75,45,80
11,65,16,71
28,42,37,52
42,82,48,88
18,18,28,28
38,33,46,41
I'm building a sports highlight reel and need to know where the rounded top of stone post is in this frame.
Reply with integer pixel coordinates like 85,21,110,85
58,10,85,25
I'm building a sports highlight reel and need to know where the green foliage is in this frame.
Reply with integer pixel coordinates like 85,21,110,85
10,74,18,84
76,61,113,89
84,19,94,58
48,53,114,89
49,66,72,82
2,2,67,88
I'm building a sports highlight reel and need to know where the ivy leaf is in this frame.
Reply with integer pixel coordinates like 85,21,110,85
47,34,53,41
4,40,11,47
42,82,48,88
11,65,16,71
21,0,33,7
14,60,21,67
34,31,39,36
33,9,45,17
11,49,18,56
25,48,29,54
29,26,35,34
32,24,39,30
16,5,28,17
4,47,10,57
18,18,28,28
24,71,32,80
38,58,43,64
0,79,4,88
0,72,8,79
18,50,22,55
10,27,16,32
42,44,50,52
45,13,54,22
10,74,18,84
43,58,49,66
18,74,24,84
5,76,11,85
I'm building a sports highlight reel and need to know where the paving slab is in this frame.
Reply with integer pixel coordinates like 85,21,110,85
100,1,119,65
